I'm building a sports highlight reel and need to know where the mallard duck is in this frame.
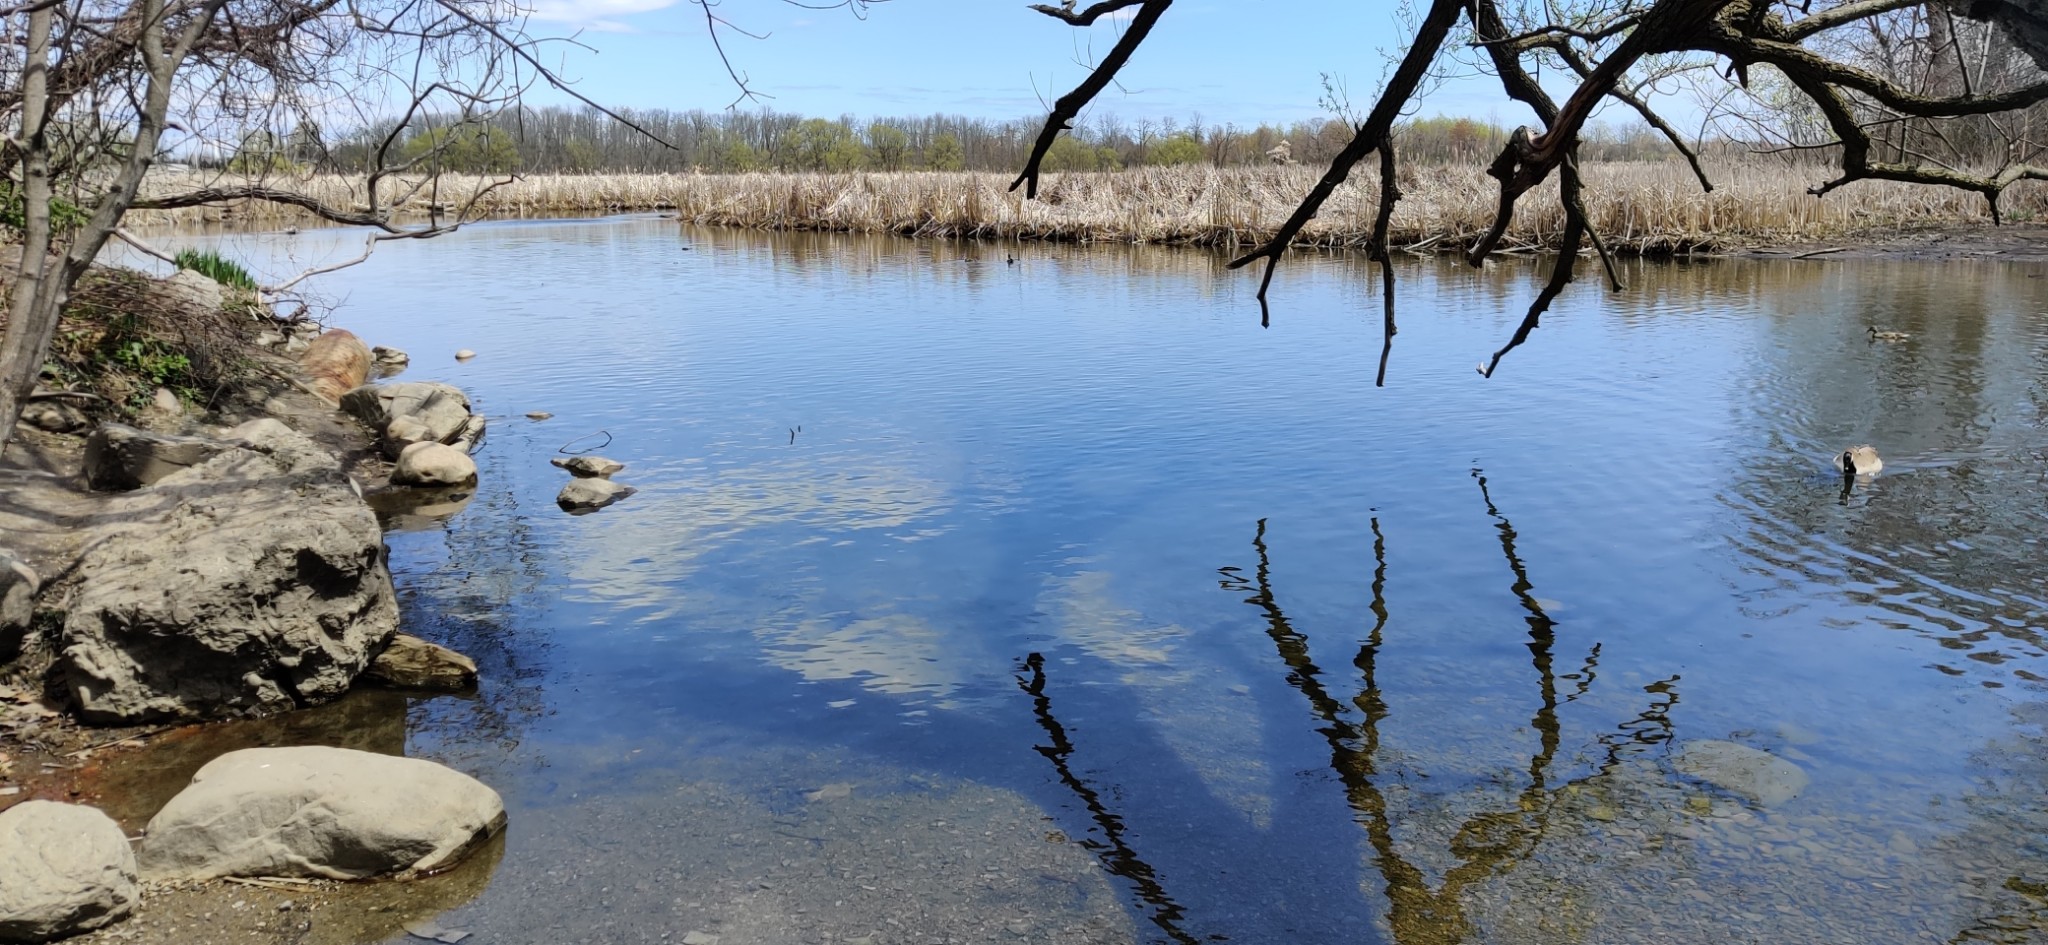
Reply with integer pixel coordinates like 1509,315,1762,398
1835,445,1883,476
1868,326,1911,342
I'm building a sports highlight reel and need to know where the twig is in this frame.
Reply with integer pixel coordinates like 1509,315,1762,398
557,430,612,454
224,876,325,890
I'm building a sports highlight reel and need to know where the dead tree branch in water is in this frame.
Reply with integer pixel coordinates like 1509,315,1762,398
1011,0,2048,379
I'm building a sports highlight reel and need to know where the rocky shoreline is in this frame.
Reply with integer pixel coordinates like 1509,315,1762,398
0,266,525,943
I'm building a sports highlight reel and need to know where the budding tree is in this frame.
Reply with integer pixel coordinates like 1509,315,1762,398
0,0,879,444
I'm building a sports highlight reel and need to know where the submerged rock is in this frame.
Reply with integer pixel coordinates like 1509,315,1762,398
0,801,138,943
1,550,36,663
61,422,397,723
1674,740,1809,807
524,411,551,421
139,747,505,881
363,634,478,691
391,442,478,487
557,478,635,514
549,455,624,478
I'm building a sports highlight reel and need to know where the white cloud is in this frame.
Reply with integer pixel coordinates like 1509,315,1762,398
524,0,677,27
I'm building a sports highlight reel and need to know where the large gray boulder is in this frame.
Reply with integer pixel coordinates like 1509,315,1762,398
60,423,396,724
0,801,138,943
160,269,224,316
81,424,240,491
339,382,484,459
1675,740,1809,807
390,442,477,487
1,550,36,663
139,747,505,881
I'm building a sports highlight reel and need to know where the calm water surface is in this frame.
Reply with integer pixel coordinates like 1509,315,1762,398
146,220,2048,944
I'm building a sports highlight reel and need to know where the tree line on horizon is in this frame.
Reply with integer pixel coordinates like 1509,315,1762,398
209,107,1697,176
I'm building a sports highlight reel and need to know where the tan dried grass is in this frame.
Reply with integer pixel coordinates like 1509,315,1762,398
127,162,2048,252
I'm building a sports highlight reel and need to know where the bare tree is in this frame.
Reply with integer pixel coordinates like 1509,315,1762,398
0,0,881,445
1015,0,2048,382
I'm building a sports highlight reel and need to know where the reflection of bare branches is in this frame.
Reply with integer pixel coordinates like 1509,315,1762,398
1229,499,1680,943
1016,653,1199,945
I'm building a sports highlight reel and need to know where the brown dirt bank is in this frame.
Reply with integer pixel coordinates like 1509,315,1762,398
1736,223,2048,262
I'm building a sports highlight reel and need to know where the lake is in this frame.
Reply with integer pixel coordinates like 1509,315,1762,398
127,219,2048,944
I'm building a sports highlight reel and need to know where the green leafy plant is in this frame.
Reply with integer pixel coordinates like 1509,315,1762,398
0,180,90,233
173,249,258,292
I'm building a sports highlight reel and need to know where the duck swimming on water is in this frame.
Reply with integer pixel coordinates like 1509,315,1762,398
1868,326,1911,342
1836,445,1883,476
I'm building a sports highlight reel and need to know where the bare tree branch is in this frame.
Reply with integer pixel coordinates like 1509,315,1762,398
1011,0,1172,198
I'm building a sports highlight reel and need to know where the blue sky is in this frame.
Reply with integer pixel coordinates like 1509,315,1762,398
521,1,1529,126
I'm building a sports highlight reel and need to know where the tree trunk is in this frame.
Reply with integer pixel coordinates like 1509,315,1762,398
0,3,59,447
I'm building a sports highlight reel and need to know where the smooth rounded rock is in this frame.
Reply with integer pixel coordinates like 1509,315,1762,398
549,455,624,478
453,349,476,361
139,746,506,881
0,801,138,943
1675,740,1809,807
298,330,372,404
557,478,635,513
391,442,478,487
160,269,224,315
363,634,478,691
148,388,181,415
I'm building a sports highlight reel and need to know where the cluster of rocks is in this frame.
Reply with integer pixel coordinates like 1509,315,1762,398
552,454,635,514
17,399,90,435
0,746,503,942
250,318,327,356
342,381,484,488
0,306,508,940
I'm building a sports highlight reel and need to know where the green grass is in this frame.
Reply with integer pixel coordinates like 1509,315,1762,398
173,248,258,292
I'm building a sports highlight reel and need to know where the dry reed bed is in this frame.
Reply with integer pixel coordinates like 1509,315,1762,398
130,163,2048,252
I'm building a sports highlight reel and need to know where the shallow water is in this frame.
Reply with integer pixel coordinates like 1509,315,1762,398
126,221,2048,944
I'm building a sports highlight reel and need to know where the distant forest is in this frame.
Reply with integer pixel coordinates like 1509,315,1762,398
210,107,1698,175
